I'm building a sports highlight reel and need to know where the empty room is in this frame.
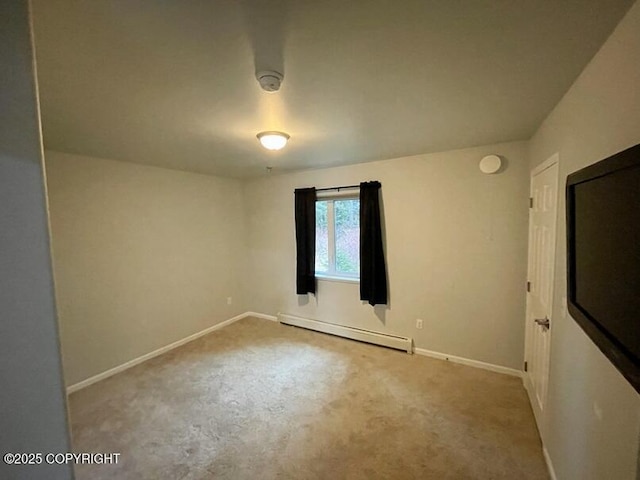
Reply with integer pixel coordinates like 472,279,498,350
2,1,640,479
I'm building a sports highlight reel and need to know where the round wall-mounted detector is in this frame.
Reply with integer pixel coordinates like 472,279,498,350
256,70,283,92
479,155,502,174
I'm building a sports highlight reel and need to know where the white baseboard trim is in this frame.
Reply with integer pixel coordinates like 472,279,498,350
246,311,278,322
66,311,272,394
543,446,558,480
414,347,522,377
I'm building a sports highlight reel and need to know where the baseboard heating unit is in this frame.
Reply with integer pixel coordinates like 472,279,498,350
278,313,413,354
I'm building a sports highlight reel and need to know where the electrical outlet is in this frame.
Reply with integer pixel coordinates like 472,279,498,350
416,319,423,329
227,297,232,305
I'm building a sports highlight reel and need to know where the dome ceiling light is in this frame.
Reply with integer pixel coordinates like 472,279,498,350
257,131,290,151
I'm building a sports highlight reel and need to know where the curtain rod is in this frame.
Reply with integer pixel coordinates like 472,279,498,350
316,184,360,192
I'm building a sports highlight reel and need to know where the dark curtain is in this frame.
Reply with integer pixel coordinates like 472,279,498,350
294,187,316,295
360,181,387,305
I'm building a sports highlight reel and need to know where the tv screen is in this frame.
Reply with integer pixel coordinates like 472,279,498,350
566,143,640,393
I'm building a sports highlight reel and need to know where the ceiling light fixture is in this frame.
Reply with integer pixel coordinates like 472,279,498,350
257,131,290,151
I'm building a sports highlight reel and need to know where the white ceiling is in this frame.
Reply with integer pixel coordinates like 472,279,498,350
31,0,633,178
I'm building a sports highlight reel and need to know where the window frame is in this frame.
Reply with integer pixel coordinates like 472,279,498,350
315,191,360,283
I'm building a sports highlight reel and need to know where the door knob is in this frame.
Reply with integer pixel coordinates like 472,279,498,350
534,317,550,329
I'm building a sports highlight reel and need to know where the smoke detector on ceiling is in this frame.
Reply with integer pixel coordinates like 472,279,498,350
256,70,283,92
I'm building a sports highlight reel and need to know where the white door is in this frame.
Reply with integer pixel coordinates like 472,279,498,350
524,154,559,428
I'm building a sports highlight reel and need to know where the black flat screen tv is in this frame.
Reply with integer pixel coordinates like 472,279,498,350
566,142,640,393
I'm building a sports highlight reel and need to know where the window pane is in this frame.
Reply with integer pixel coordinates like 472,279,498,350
315,201,329,272
335,199,360,275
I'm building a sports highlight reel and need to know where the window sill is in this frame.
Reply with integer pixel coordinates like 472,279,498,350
316,274,360,284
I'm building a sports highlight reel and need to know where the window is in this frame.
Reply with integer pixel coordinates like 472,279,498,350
315,197,360,280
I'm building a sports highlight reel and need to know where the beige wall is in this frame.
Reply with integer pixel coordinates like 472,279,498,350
243,141,530,370
528,1,640,479
0,2,72,478
46,151,246,386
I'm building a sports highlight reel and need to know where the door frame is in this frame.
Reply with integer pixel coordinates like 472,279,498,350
523,152,560,434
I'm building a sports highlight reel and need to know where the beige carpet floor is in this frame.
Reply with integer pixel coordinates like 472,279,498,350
68,317,549,480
